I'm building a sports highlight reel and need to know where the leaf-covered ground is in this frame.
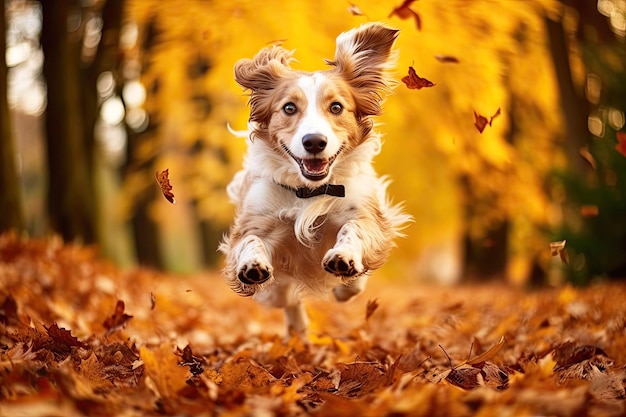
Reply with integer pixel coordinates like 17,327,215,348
1,233,625,417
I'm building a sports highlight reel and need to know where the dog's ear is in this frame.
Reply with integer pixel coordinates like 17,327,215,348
234,46,294,132
234,46,294,91
327,23,399,116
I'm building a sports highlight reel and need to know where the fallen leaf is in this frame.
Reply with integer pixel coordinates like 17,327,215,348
479,361,509,390
553,342,608,370
389,0,422,31
336,361,386,397
155,168,176,204
401,66,435,90
446,365,482,390
47,322,88,350
0,295,18,325
467,336,505,366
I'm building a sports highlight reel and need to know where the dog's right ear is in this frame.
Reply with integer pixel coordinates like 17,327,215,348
234,46,294,133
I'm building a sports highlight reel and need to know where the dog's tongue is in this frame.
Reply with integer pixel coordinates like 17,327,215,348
302,158,327,175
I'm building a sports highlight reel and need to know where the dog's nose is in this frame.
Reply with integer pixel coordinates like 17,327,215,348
302,134,327,154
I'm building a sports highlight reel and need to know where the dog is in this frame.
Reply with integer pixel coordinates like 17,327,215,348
219,23,411,333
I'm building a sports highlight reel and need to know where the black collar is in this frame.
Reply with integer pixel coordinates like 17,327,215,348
278,182,345,198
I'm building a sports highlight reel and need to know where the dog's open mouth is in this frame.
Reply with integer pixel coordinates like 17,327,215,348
282,144,343,181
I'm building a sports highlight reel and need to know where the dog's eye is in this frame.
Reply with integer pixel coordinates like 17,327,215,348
283,102,297,115
329,102,343,115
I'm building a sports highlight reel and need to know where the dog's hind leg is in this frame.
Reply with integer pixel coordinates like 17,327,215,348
333,274,369,302
255,281,308,334
284,302,308,334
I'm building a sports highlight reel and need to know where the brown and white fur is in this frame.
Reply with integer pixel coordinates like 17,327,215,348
219,23,411,333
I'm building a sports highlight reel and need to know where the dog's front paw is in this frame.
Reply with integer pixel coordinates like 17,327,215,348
322,249,363,278
238,261,273,285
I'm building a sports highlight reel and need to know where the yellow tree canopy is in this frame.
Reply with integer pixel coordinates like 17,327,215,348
123,0,563,276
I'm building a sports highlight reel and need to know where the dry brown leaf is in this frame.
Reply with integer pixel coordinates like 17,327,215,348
401,66,435,90
389,0,422,31
155,168,176,204
347,3,366,16
579,145,597,169
434,54,460,64
549,240,569,264
3,234,626,415
474,108,501,133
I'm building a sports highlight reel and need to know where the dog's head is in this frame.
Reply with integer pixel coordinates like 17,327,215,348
234,23,399,185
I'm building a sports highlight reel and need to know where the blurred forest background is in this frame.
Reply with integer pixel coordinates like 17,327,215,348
1,0,625,285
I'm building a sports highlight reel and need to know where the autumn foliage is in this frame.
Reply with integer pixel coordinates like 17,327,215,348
1,233,626,416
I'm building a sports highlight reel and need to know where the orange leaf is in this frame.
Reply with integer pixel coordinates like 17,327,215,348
615,131,626,157
580,205,599,217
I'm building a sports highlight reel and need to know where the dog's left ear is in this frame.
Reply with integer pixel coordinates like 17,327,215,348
326,23,399,116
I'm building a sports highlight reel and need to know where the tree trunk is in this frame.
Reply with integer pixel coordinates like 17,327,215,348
39,0,96,243
545,17,589,174
0,0,24,233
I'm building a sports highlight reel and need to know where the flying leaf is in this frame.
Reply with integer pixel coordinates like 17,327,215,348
474,111,489,133
489,108,501,125
550,240,569,265
580,205,599,217
579,145,597,169
474,108,501,133
402,66,435,90
155,168,176,204
103,300,133,334
389,0,422,31
347,3,366,16
616,132,626,157
177,344,206,376
434,54,460,64
365,298,379,321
